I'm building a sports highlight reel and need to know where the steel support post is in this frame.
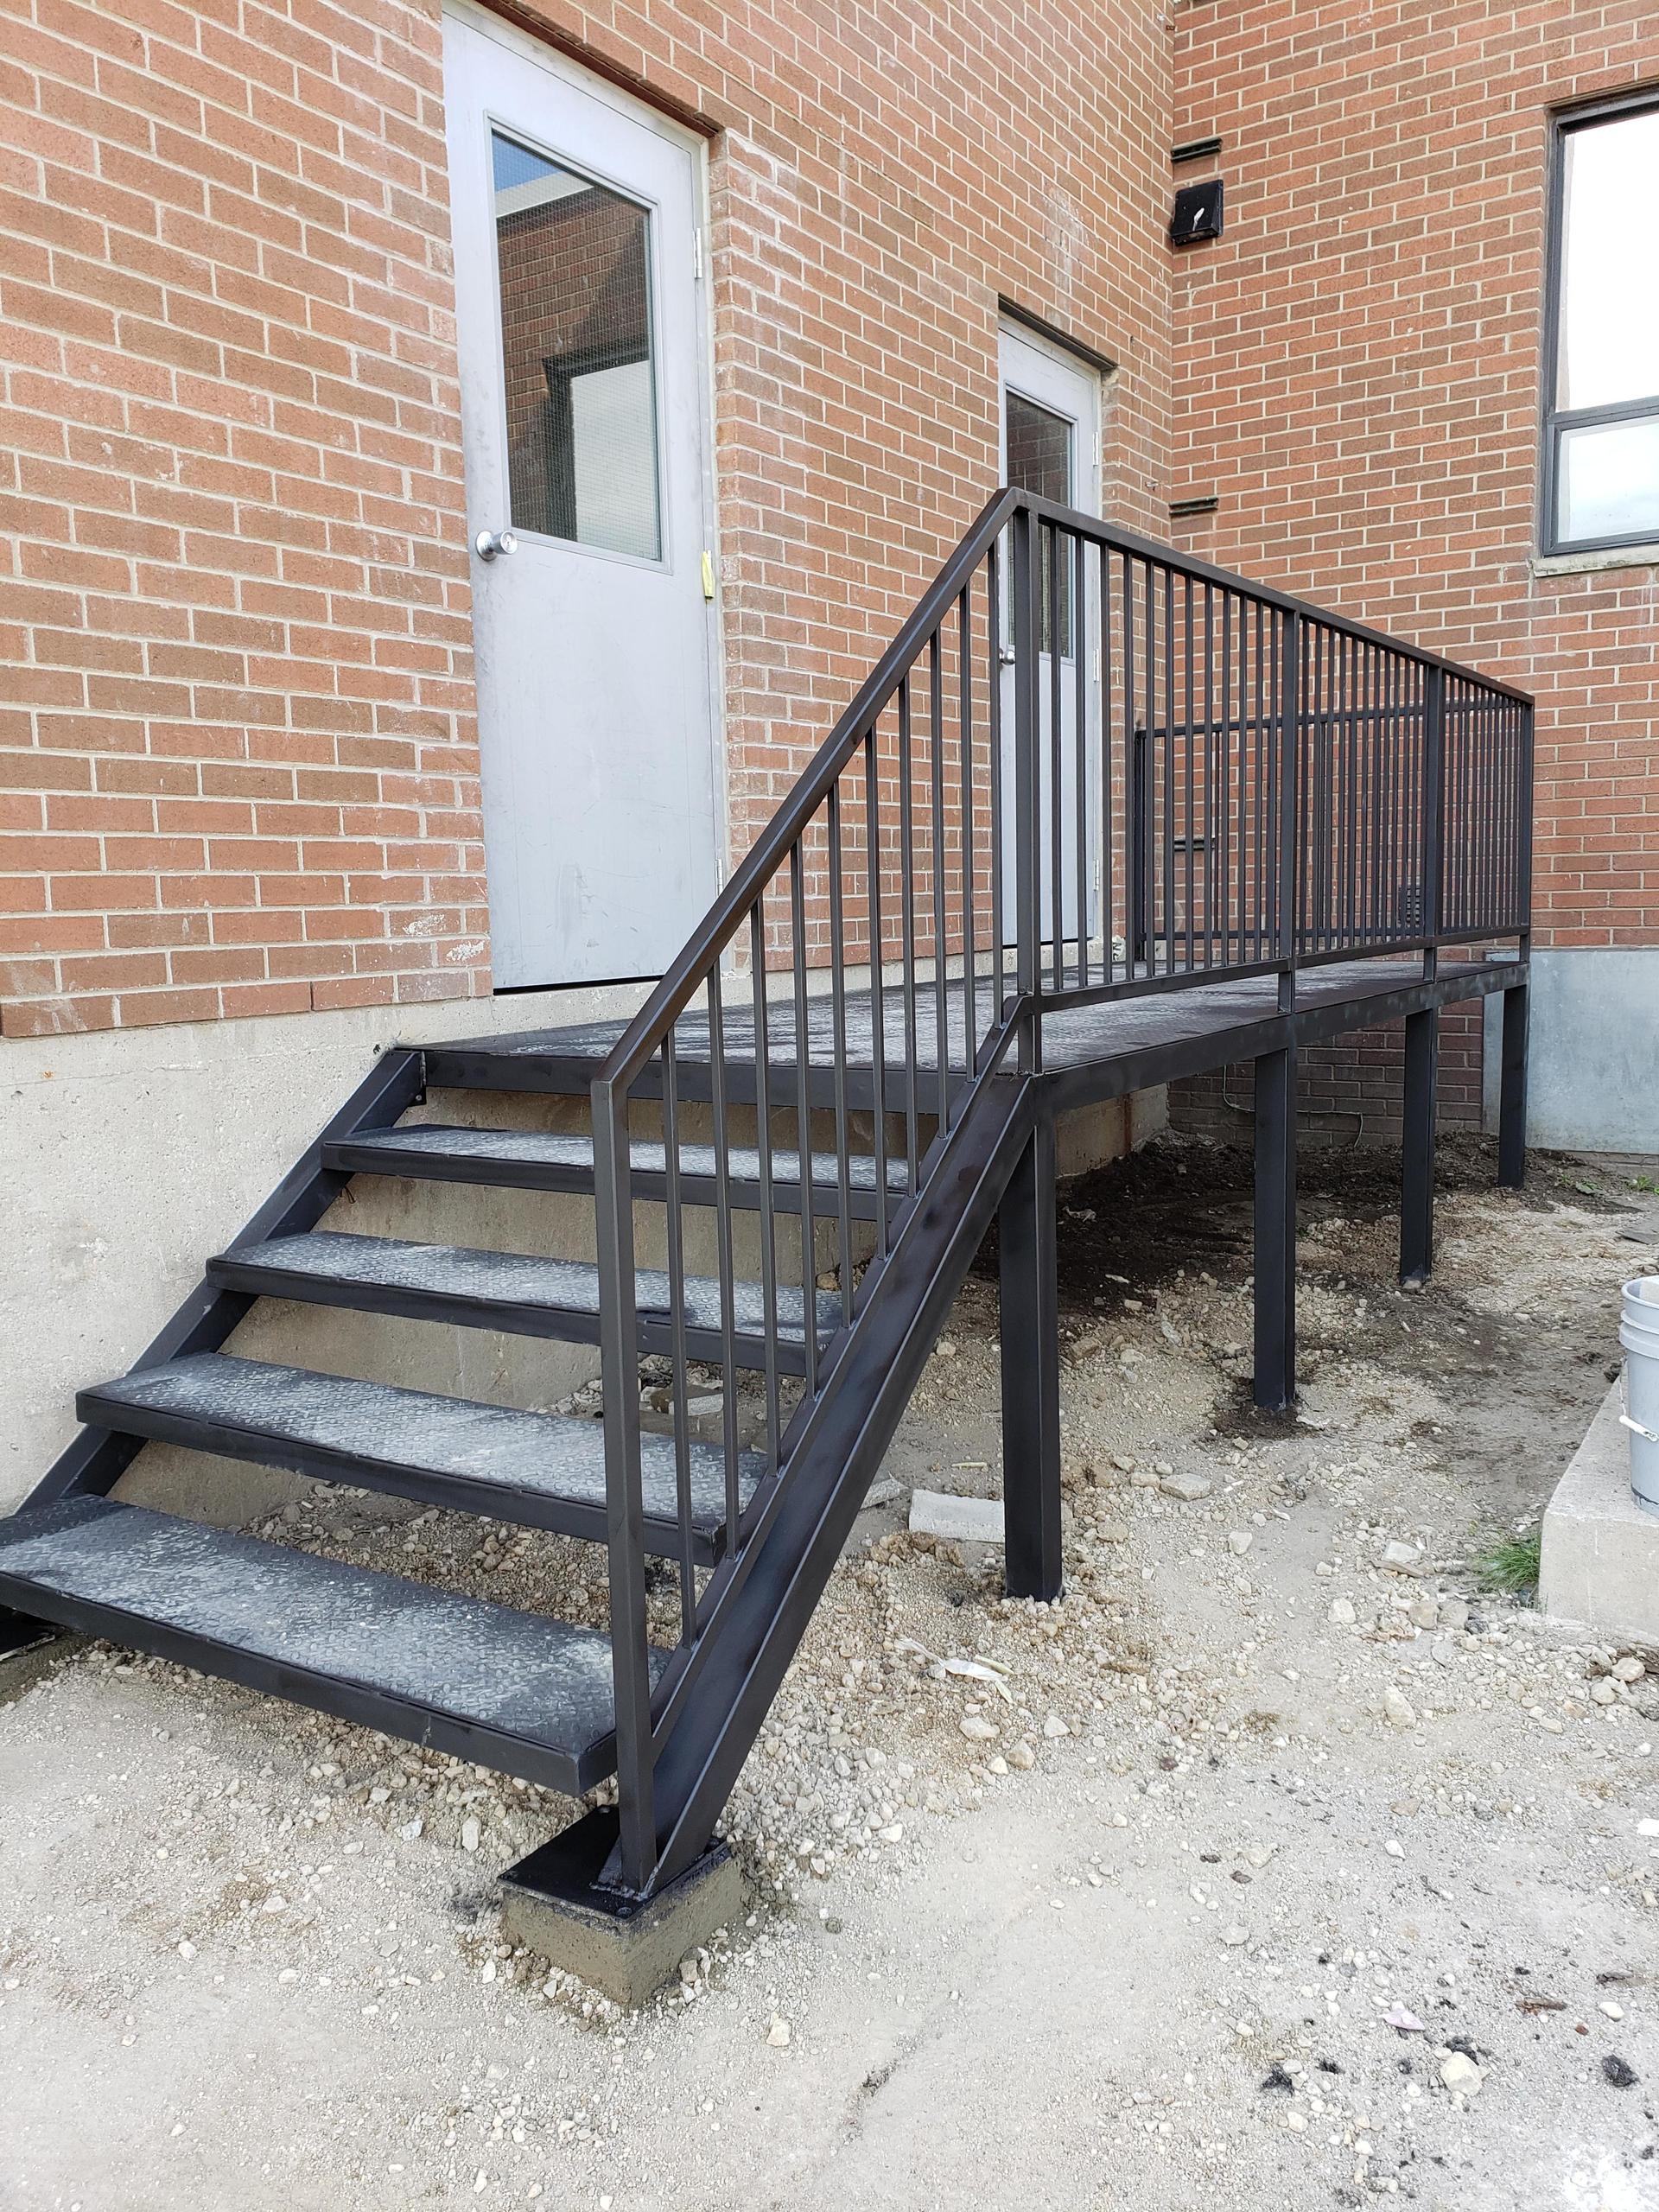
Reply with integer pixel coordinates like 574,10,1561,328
999,1109,1062,1601
1253,1045,1298,1413
1399,1006,1440,1286
1497,982,1529,1189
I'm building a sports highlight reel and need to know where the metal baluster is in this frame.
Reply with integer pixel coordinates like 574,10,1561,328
1106,539,1119,982
788,844,819,1395
1048,522,1065,993
1073,527,1088,989
1370,645,1384,945
659,1027,696,1637
1422,663,1446,980
957,582,977,1070
987,541,1006,1026
1219,589,1232,969
706,963,741,1535
1491,696,1503,931
929,626,950,1127
1184,572,1195,971
827,784,855,1325
1361,645,1375,944
1123,554,1138,976
747,899,781,1471
1318,623,1336,950
1211,583,1221,964
897,676,920,1181
1012,503,1042,1074
1277,608,1301,1005
1399,661,1410,940
861,728,891,1262
1342,631,1357,950
1255,601,1267,962
1162,566,1175,974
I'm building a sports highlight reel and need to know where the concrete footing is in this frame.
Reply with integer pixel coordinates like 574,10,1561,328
499,1808,748,2008
1540,1379,1659,1645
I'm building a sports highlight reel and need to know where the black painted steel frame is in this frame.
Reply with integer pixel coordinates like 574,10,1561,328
0,486,1533,1917
582,486,1535,1901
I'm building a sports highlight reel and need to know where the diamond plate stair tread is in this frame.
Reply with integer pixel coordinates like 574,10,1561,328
0,1497,658,1764
212,1231,842,1339
84,1355,761,1534
335,1123,906,1191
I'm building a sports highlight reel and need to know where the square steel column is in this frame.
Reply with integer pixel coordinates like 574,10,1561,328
999,1111,1062,1601
1497,982,1529,1189
1254,1046,1298,1413
1400,1006,1440,1285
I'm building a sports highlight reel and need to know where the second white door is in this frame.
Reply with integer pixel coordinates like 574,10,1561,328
997,324,1103,956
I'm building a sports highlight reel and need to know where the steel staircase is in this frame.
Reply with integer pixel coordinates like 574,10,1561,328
0,487,1533,1936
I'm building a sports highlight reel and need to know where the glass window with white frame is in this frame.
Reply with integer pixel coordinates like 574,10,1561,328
1545,95,1659,554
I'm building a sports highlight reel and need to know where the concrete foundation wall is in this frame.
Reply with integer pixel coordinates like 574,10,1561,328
1,986,647,1516
1483,949,1659,1154
3,991,1166,1521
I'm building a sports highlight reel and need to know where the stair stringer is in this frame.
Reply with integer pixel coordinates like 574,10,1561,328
632,1069,1037,1894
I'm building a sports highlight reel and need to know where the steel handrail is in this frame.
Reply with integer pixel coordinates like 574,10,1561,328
594,488,1530,1097
590,483,1534,1896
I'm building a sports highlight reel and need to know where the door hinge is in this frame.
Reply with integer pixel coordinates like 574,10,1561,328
701,550,716,601
693,227,703,282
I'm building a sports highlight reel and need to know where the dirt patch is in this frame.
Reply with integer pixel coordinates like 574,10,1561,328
3,1135,1658,2210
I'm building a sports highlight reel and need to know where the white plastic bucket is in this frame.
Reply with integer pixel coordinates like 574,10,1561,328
1621,1275,1659,1515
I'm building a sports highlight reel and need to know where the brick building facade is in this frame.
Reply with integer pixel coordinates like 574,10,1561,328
0,0,1173,1037
1165,0,1659,1148
2,0,1656,1491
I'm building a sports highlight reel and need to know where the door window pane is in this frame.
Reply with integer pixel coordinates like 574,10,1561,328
1558,108,1659,412
1559,416,1659,544
1005,390,1074,651
1005,391,1073,502
492,130,662,559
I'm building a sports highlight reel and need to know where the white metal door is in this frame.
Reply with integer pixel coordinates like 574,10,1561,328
444,8,720,988
997,325,1102,952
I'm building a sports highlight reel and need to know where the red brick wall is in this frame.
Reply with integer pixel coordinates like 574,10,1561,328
1165,0,1659,1137
1170,1001,1485,1146
0,0,1176,1036
0,0,486,1035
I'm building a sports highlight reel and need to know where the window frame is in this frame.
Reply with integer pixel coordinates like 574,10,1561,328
1541,86,1659,556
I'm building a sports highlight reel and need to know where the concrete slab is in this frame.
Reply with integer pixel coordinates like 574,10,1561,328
907,1489,1006,1544
1539,1376,1659,1645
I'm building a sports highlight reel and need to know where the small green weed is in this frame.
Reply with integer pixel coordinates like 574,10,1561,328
1474,1527,1542,1599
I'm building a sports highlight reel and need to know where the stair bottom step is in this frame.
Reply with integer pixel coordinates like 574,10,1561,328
0,1498,661,1795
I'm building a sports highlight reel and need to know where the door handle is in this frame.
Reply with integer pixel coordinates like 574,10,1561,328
474,528,518,563
999,645,1016,666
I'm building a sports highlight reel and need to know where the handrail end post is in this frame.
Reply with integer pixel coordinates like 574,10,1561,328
591,1070,656,1897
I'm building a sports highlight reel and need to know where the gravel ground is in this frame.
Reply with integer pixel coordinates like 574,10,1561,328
3,1133,1659,2210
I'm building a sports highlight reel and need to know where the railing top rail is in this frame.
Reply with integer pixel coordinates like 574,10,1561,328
593,487,1534,1092
1014,491,1535,709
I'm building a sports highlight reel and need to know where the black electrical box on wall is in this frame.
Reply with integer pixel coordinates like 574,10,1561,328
1170,178,1224,245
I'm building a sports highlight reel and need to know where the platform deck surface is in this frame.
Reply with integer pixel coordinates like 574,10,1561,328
450,955,1510,1093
